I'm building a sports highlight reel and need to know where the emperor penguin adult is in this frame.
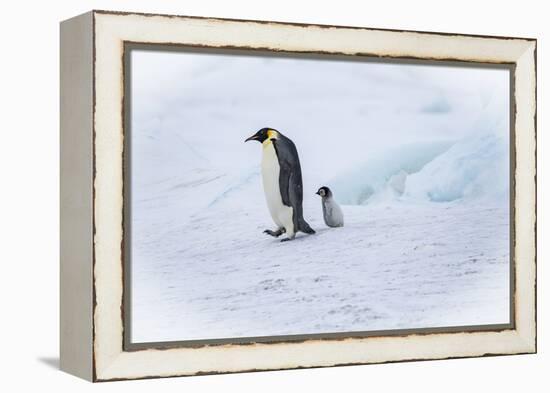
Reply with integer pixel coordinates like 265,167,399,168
245,127,315,242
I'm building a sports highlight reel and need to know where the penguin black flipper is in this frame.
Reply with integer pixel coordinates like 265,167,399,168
272,136,315,235
271,136,300,209
276,162,298,229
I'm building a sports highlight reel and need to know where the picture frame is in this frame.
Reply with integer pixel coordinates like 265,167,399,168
60,10,537,382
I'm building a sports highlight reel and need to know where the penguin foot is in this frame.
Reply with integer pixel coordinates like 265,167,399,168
280,233,296,242
264,228,285,237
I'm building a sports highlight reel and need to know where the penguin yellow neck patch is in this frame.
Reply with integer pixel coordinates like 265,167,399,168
263,129,279,146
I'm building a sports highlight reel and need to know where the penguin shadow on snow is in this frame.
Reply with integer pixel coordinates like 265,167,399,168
265,226,333,244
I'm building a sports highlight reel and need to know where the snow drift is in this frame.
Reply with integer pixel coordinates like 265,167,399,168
327,132,508,205
404,133,509,202
328,141,453,205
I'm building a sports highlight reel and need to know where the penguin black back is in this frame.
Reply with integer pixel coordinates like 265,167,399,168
271,133,315,234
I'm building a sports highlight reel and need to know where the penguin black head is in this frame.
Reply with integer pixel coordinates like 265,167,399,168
245,128,279,143
316,186,332,198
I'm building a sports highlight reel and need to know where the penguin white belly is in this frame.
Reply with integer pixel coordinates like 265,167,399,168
261,141,295,235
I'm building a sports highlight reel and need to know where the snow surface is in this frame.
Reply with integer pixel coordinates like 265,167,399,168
132,198,509,342
129,50,511,343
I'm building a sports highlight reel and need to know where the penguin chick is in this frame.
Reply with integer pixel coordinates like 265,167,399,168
316,186,344,228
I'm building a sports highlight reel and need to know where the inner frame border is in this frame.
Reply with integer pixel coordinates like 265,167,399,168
121,42,517,352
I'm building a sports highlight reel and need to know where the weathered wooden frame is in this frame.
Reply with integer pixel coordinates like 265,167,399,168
60,10,537,382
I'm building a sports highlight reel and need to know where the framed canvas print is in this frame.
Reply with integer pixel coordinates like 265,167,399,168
60,10,537,382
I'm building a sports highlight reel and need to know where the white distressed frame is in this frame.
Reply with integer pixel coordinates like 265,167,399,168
61,10,536,381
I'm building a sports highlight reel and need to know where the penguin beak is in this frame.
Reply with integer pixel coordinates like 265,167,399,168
315,191,320,195
245,134,258,142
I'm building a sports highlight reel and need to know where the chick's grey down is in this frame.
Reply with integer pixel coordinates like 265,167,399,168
316,186,344,228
